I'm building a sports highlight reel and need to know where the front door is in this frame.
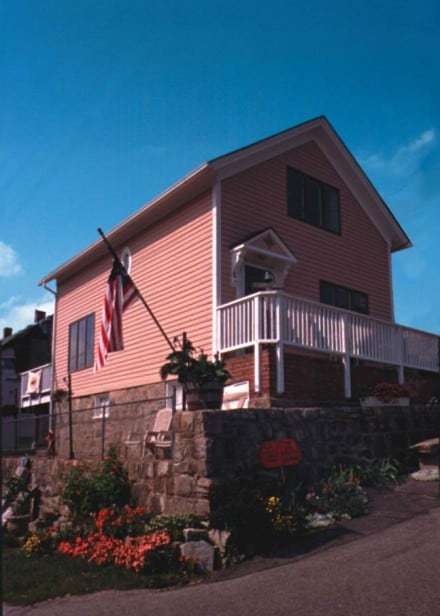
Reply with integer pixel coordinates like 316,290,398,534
244,265,273,295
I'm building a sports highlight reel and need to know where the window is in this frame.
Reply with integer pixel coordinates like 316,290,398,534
93,395,110,419
287,167,341,233
68,314,95,372
165,381,184,411
320,281,369,315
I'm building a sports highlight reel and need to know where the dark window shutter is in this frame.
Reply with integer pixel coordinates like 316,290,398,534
335,286,350,309
322,185,340,233
86,314,95,367
351,291,369,315
77,318,86,370
320,281,334,306
304,177,321,226
68,322,78,372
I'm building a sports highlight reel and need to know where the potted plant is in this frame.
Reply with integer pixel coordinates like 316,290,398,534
360,382,415,408
160,335,230,410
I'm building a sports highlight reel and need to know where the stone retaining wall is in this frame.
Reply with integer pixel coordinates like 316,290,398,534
3,405,439,519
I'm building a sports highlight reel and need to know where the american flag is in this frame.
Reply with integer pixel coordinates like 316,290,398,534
95,260,138,371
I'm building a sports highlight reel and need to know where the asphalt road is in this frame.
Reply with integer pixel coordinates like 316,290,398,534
5,504,440,616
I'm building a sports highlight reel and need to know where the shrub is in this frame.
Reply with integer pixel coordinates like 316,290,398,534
372,382,416,402
22,531,54,557
145,514,204,542
307,467,368,519
210,476,281,555
94,506,150,539
352,458,401,487
62,447,131,521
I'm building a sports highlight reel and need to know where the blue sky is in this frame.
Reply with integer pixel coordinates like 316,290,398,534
1,0,439,332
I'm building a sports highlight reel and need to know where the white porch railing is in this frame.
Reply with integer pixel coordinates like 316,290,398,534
217,291,440,397
20,363,52,408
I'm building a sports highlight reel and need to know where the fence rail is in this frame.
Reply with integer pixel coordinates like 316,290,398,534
1,393,176,458
1,412,50,453
217,291,440,396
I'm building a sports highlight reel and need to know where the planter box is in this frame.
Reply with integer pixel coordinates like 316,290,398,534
360,396,410,408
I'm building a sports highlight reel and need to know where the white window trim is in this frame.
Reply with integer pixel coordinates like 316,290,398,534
165,381,183,411
120,247,132,274
93,395,110,419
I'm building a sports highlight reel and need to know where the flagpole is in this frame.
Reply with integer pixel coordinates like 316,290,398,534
97,228,175,352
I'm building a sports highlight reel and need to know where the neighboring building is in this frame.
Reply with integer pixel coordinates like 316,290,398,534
0,311,52,451
40,117,439,411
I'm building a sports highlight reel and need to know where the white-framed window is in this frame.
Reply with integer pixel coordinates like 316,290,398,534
165,381,183,411
120,247,132,274
93,394,110,419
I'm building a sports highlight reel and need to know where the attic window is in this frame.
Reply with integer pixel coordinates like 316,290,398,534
287,167,341,234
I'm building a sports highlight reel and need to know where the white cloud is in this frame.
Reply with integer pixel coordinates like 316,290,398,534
0,241,22,277
0,294,54,334
406,129,435,153
361,128,436,178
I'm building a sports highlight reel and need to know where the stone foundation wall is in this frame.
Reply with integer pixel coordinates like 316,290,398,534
200,405,440,483
53,382,167,459
3,404,439,519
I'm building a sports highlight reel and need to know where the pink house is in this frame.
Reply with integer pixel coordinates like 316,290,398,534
40,117,440,409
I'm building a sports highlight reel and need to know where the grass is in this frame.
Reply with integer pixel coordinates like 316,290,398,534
2,547,191,606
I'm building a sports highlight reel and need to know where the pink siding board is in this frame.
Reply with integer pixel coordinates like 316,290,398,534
221,141,393,321
55,192,212,397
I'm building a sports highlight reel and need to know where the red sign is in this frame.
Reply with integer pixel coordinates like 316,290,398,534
259,438,302,469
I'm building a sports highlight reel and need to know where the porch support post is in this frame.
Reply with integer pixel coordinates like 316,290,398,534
254,295,261,393
342,314,352,399
276,294,285,395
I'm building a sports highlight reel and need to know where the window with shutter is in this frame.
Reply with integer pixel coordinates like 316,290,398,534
320,281,369,315
287,166,341,234
68,314,95,372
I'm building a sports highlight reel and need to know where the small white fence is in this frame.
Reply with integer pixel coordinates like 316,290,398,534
217,291,439,397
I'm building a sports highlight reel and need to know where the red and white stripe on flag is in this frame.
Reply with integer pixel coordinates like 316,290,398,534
95,261,137,371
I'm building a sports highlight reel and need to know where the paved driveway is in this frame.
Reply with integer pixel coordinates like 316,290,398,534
5,500,440,616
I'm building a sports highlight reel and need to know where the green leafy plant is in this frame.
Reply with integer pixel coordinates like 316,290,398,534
145,514,204,542
210,476,281,556
308,466,368,519
22,531,54,557
160,336,230,388
62,447,131,522
351,458,401,487
4,476,29,507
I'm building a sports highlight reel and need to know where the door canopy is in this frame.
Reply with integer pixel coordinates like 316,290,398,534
230,228,297,294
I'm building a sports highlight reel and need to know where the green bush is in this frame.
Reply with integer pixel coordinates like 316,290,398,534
352,458,401,487
210,476,281,556
308,467,368,519
62,447,131,521
145,514,204,542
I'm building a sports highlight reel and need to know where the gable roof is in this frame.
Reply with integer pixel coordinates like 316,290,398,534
231,228,297,264
40,116,411,285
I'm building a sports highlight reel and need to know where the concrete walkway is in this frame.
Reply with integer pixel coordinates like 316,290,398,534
5,483,440,616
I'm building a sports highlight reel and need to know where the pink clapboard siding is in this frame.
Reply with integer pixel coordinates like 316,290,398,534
54,191,213,397
221,140,393,321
